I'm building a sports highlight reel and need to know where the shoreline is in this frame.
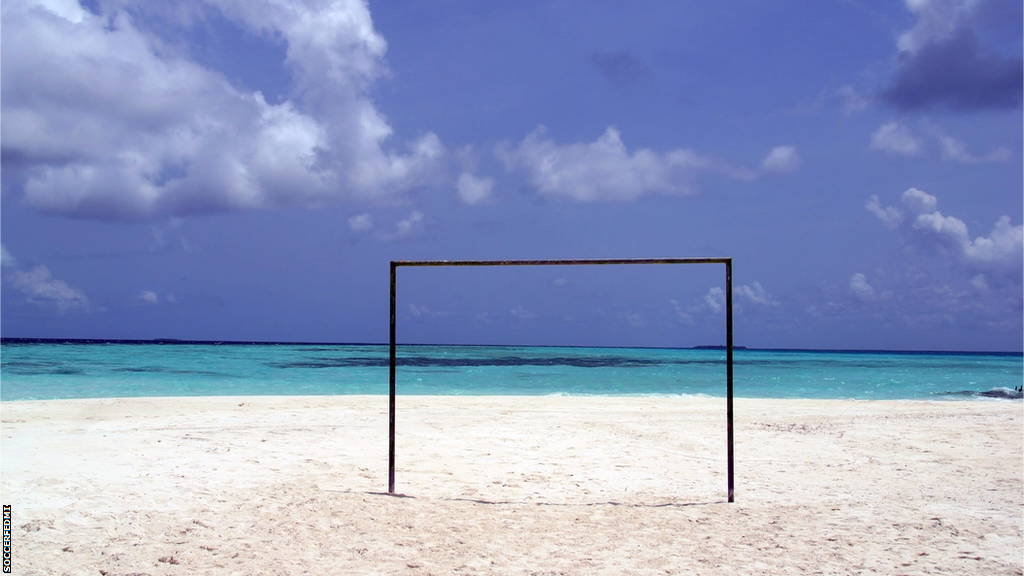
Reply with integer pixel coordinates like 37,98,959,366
2,395,1021,574
4,387,1019,401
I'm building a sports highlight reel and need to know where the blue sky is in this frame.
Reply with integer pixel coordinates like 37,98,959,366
1,0,1021,351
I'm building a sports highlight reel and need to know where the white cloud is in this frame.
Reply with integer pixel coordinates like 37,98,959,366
667,278,778,319
849,273,876,301
869,122,923,156
901,187,938,213
669,299,693,324
9,265,90,311
149,218,198,253
969,273,988,291
624,313,646,328
961,216,1023,265
704,287,726,314
736,282,778,306
456,173,494,205
27,0,89,22
379,211,424,241
870,121,1010,163
348,213,373,232
498,126,756,202
835,85,870,114
408,303,449,319
551,278,569,287
868,188,1024,277
0,244,16,268
1,0,445,220
510,306,539,320
698,281,778,315
866,195,904,229
760,146,801,173
895,0,966,54
933,131,1011,164
138,290,159,304
807,266,1019,336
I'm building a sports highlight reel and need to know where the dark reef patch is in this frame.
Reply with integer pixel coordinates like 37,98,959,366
267,355,667,369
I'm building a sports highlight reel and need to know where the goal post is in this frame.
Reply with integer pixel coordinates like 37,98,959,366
389,257,735,502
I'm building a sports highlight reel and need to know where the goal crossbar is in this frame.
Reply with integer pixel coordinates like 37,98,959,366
389,257,735,502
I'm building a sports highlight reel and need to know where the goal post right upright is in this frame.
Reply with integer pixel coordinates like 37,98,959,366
726,257,734,503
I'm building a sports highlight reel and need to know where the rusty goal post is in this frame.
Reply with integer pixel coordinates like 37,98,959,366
389,257,734,502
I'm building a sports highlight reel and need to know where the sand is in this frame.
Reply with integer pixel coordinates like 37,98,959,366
1,395,1021,575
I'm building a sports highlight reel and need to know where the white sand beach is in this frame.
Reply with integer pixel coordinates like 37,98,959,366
1,396,1021,575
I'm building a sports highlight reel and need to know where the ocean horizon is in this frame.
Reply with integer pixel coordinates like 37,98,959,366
1,339,1021,402
3,336,1023,354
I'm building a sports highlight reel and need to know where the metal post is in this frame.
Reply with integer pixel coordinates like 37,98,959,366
725,259,735,502
389,262,397,494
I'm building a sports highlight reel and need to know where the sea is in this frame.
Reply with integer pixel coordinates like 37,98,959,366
0,340,1021,401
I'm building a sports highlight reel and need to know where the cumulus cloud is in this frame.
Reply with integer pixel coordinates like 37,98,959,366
869,121,1009,163
866,195,904,229
1,244,16,268
867,187,1024,278
869,122,923,156
379,211,424,241
499,126,761,202
456,173,494,205
881,0,1022,111
347,213,373,232
9,265,90,311
704,287,726,314
683,282,778,317
760,146,801,173
849,273,876,301
931,130,1011,163
807,267,1020,336
138,290,159,304
736,282,778,306
848,273,892,302
1,0,445,220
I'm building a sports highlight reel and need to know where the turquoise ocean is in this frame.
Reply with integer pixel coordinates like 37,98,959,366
1,340,1021,401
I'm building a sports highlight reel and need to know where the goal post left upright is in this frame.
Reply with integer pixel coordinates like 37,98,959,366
388,261,397,494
